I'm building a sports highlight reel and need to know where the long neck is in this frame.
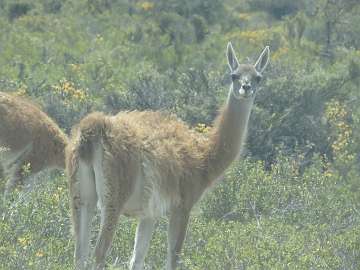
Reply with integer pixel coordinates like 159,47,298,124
204,89,254,183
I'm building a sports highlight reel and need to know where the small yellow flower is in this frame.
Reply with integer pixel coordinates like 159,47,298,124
18,237,30,246
95,34,104,42
15,87,27,96
52,79,87,103
36,251,44,257
238,13,251,21
139,1,154,11
21,163,32,177
195,123,210,133
272,47,289,61
53,193,60,203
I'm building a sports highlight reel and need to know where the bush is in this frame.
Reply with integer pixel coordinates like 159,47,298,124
191,15,209,43
8,2,32,21
43,0,63,14
201,152,360,226
247,55,353,163
1,163,359,270
156,0,225,24
247,0,304,19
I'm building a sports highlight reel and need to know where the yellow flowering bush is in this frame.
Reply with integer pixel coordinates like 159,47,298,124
138,1,155,11
238,29,267,45
52,78,87,103
272,46,289,61
18,236,31,249
14,83,28,96
226,27,281,47
325,100,355,168
35,251,44,257
237,13,251,21
195,123,210,134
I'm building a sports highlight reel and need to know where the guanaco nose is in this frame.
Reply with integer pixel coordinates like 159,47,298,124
242,84,251,91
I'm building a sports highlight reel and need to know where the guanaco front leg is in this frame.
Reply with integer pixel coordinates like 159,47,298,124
3,143,33,198
129,217,156,270
166,207,190,270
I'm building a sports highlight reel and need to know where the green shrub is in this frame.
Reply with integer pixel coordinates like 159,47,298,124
191,15,209,43
8,2,32,21
43,0,63,14
247,0,304,19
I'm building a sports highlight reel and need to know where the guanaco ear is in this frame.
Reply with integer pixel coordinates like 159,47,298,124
254,46,270,73
227,42,239,72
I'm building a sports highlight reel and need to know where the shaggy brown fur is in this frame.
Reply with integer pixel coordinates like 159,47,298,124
66,43,270,270
66,110,210,219
66,107,249,269
0,91,68,195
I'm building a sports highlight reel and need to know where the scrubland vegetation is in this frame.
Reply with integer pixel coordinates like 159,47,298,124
0,0,360,269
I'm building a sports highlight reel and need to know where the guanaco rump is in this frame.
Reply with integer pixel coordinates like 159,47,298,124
66,42,270,270
0,92,68,197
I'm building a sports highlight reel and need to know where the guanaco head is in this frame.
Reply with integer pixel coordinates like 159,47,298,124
226,42,270,100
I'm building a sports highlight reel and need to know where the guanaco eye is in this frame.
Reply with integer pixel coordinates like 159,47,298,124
255,75,262,83
231,73,240,81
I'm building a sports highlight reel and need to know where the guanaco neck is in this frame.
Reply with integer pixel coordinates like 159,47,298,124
204,88,254,184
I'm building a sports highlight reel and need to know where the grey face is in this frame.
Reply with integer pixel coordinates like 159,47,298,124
226,42,270,100
230,65,262,99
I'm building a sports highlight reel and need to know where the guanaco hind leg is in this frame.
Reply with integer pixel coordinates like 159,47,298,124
91,143,134,269
74,160,97,269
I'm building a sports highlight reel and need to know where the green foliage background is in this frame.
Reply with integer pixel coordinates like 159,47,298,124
0,0,360,269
